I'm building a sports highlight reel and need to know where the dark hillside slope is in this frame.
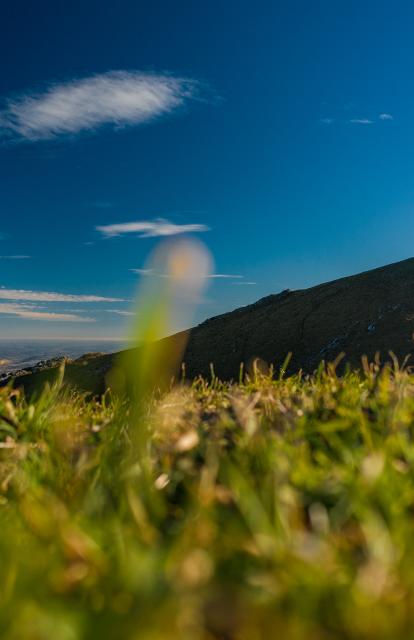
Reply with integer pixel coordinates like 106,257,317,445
7,257,414,394
184,256,414,378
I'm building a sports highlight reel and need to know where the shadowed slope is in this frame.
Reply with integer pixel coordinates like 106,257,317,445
184,256,414,378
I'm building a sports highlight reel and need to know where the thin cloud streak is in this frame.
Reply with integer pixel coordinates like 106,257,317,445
233,281,256,285
321,114,394,126
97,219,209,238
349,119,373,125
0,71,199,141
0,303,94,322
130,268,243,280
0,255,30,259
106,309,135,316
206,274,243,279
0,288,124,302
130,268,155,275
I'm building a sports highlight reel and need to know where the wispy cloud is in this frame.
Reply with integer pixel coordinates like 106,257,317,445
106,309,135,317
0,288,124,302
130,268,155,276
321,113,394,126
97,219,209,238
0,303,94,322
206,274,243,279
233,281,256,286
0,255,30,260
130,268,243,281
349,118,373,125
0,71,200,142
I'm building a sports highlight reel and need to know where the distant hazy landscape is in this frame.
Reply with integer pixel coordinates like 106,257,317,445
0,339,125,374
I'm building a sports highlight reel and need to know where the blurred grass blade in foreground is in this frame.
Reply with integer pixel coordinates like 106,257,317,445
107,237,212,399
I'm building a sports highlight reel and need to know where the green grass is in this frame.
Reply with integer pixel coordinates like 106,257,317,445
3,361,414,638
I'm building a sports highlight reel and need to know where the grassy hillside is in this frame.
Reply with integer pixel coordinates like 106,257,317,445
7,256,414,396
2,361,414,638
183,256,414,378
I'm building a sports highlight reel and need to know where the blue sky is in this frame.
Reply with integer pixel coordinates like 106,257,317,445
0,0,413,338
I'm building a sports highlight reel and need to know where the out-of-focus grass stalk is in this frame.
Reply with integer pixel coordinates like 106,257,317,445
108,237,212,401
107,238,212,527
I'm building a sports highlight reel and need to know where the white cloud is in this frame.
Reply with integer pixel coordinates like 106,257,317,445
379,113,394,121
0,288,124,302
206,274,243,279
130,268,243,280
97,219,209,238
349,119,373,125
0,255,30,259
0,71,199,141
106,309,135,317
0,303,94,322
320,118,334,124
233,281,256,285
130,268,155,276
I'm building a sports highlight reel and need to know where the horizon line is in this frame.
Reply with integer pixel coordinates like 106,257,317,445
0,336,128,341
